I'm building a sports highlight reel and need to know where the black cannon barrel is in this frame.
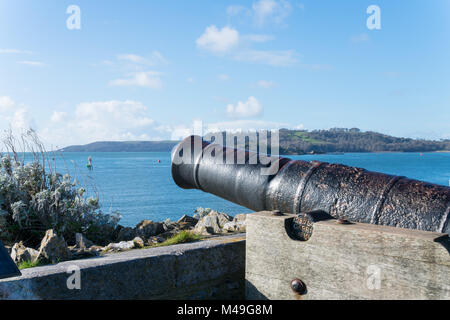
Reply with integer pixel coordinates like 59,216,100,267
171,135,450,234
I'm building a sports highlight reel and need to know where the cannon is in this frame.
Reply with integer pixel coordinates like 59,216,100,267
171,135,450,235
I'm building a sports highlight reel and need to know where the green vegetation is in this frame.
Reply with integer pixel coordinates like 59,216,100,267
279,128,450,154
152,231,202,248
60,128,450,155
17,259,45,270
0,130,121,247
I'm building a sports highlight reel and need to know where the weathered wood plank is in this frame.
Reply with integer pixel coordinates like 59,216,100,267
245,211,450,300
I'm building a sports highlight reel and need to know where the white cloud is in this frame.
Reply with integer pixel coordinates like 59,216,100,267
109,71,163,89
0,96,15,112
205,119,288,133
0,49,32,54
233,49,297,66
35,100,159,147
196,25,297,66
196,25,240,53
75,100,153,126
0,97,36,134
257,80,277,88
104,52,167,89
187,77,195,83
227,1,293,27
226,96,263,119
0,98,163,147
51,111,67,123
117,51,167,66
56,100,156,144
10,108,36,131
17,60,45,67
156,119,204,141
253,0,292,27
157,119,289,140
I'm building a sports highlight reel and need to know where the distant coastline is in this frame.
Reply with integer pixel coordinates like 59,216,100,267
58,128,450,155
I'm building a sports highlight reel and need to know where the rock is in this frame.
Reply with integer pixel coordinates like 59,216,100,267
147,236,164,245
193,224,213,236
216,212,233,227
231,214,247,232
104,241,135,252
75,233,94,250
37,229,71,264
177,221,193,230
88,245,104,254
133,237,145,249
135,220,164,240
69,248,98,259
116,227,136,242
236,221,246,232
10,242,40,263
162,220,177,232
157,230,178,241
223,221,237,233
223,220,246,233
193,207,213,219
177,215,198,227
193,210,233,235
234,214,247,222
223,214,247,233
69,236,100,259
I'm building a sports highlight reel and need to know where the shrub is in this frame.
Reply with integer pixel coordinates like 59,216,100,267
0,129,121,247
17,259,45,270
154,231,201,247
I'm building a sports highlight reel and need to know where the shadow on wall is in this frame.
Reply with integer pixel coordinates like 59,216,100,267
245,280,268,300
435,235,450,255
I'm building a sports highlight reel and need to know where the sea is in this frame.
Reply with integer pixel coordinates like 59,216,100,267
49,152,450,227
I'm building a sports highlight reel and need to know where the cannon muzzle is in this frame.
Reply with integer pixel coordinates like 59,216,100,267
171,135,450,234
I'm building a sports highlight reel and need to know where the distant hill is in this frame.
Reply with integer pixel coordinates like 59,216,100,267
278,128,450,154
59,141,179,152
59,128,450,154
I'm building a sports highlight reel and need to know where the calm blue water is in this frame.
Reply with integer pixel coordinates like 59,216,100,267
50,152,450,227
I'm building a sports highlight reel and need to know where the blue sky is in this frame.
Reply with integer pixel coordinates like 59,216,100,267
0,0,449,147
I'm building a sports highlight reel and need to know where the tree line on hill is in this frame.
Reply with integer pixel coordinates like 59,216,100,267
59,128,450,154
278,128,450,154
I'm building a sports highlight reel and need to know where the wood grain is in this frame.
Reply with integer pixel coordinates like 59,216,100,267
245,211,450,300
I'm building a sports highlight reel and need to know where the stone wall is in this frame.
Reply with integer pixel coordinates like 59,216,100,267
0,234,245,300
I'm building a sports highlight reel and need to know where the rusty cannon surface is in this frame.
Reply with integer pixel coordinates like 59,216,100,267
171,135,450,234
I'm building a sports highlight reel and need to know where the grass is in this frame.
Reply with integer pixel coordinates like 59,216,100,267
291,131,326,144
151,231,202,248
17,260,45,270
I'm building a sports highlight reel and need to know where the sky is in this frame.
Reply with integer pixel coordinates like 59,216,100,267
0,0,449,148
